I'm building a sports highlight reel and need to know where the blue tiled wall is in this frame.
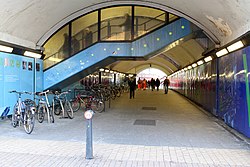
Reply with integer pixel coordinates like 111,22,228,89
0,52,43,115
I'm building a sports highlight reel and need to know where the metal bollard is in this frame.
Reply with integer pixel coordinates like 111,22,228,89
84,110,94,159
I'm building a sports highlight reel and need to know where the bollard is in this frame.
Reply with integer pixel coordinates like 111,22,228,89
84,110,94,159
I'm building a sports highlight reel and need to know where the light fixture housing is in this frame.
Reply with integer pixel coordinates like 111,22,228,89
197,60,204,65
216,48,228,57
99,68,104,72
204,56,213,62
227,41,244,52
0,45,13,53
24,51,42,58
192,63,197,68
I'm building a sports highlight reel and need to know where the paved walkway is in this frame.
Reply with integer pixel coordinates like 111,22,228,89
0,89,250,167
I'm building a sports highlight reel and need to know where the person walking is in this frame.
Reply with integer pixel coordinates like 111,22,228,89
163,77,170,94
128,76,136,99
155,78,160,91
151,78,155,91
142,78,147,90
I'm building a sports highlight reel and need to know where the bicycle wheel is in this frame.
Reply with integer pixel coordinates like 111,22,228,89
53,100,61,115
37,105,45,123
12,104,18,127
91,99,105,113
70,99,80,112
48,107,54,123
23,107,35,134
65,101,74,119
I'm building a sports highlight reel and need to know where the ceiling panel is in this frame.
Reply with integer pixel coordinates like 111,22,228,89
0,0,248,49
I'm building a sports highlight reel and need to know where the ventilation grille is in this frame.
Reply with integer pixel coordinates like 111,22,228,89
142,107,156,110
134,119,156,126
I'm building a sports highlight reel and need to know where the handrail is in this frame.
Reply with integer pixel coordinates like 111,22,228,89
44,13,177,65
136,13,166,27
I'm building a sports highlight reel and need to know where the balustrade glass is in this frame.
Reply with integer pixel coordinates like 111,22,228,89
101,6,132,41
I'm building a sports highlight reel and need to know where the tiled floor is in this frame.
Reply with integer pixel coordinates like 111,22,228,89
0,89,250,166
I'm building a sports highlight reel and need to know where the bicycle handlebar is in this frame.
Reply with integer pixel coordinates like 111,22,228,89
36,90,51,96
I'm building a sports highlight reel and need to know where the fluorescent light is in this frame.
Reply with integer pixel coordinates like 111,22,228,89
204,56,212,62
99,68,104,72
192,63,197,68
187,66,192,70
105,69,109,73
216,48,228,57
184,68,188,71
0,45,13,53
110,70,114,73
128,74,133,77
227,41,244,52
24,51,42,58
197,60,204,65
48,57,63,62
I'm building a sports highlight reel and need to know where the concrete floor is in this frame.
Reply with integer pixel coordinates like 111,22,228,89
0,89,250,166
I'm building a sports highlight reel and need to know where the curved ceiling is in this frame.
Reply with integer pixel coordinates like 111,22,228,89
0,0,249,75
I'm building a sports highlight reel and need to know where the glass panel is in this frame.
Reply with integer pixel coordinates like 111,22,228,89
169,14,179,22
72,11,98,54
101,6,132,41
43,26,69,69
134,6,165,39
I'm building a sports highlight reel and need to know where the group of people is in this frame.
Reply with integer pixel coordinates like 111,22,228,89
128,76,170,99
137,78,147,90
149,78,161,91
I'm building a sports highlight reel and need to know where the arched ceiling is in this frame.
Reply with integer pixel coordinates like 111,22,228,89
0,0,249,75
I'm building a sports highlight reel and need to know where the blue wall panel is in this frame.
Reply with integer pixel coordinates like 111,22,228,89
132,18,191,56
0,52,43,116
218,48,250,137
170,46,250,138
44,18,192,90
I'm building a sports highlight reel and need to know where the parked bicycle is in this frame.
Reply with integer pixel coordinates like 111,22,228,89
53,90,74,119
9,90,36,134
70,92,105,113
36,90,54,123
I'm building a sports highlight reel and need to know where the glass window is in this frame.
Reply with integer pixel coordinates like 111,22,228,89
43,26,69,69
134,6,165,39
72,11,98,53
101,6,132,41
169,14,178,22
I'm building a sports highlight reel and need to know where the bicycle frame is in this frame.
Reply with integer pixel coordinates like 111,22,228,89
9,90,36,134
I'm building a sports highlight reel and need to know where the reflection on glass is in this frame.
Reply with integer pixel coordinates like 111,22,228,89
72,12,98,53
101,6,132,41
134,6,165,39
169,14,178,22
43,26,69,69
